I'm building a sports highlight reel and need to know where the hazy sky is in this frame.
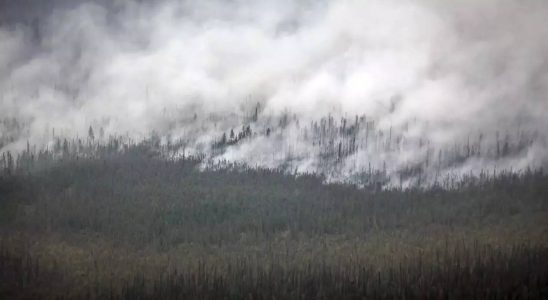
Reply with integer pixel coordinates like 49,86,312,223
1,0,547,183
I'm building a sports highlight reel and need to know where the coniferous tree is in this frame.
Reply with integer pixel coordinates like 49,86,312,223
6,151,13,175
62,139,69,157
88,126,95,141
221,132,227,145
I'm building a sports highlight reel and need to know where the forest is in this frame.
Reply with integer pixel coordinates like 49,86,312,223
1,122,547,298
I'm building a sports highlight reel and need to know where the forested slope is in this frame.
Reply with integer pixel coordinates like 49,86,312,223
1,146,547,298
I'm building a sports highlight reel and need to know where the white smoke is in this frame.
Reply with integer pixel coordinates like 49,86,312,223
1,0,547,185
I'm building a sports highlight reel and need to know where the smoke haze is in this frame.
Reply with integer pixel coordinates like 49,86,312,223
1,0,547,185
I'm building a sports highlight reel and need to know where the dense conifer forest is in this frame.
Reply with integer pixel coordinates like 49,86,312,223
1,127,547,298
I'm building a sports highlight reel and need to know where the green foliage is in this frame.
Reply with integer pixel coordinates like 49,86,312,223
0,147,547,298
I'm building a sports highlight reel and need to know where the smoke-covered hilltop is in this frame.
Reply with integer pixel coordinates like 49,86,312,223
1,0,547,186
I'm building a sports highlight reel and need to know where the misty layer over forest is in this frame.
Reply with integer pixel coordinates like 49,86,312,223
1,0,548,186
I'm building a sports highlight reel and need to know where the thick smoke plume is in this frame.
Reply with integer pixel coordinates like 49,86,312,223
1,0,547,186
